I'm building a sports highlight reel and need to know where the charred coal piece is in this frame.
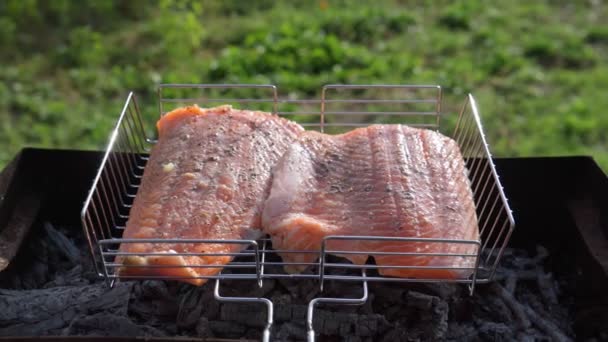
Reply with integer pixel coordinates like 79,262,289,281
0,282,132,336
403,291,449,340
0,219,582,341
64,313,165,337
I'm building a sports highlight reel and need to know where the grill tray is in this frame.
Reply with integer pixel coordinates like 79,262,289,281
80,84,514,341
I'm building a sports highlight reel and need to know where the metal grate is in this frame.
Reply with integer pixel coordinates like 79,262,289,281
81,84,514,342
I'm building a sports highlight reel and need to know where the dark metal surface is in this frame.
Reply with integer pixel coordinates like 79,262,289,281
0,149,607,340
495,156,608,338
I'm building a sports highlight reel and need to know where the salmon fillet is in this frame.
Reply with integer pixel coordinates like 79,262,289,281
262,125,479,279
118,105,303,285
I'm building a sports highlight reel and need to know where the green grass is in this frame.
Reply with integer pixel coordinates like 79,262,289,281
1,0,607,171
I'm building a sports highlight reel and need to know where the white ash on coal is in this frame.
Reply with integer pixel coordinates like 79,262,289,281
0,222,578,341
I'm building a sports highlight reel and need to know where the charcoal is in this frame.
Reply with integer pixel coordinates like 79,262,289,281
491,282,532,329
474,293,513,323
534,245,550,263
447,322,477,341
380,326,408,342
0,219,582,341
370,283,406,306
0,282,131,336
505,274,518,293
522,304,572,342
355,315,381,337
516,332,537,342
404,291,449,340
220,303,267,327
208,320,247,338
275,322,306,341
537,272,559,306
64,313,165,336
195,316,211,338
421,282,460,300
449,296,474,322
278,277,320,302
246,278,276,297
43,265,88,288
406,290,435,310
44,222,80,264
176,286,206,329
273,294,293,321
137,280,173,299
477,321,513,341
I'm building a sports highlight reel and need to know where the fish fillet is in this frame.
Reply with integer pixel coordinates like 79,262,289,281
262,124,479,279
118,105,303,285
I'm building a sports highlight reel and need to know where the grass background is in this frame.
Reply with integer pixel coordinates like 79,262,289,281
1,0,607,170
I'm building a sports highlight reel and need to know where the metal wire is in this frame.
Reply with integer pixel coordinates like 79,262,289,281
307,270,368,342
214,279,273,342
81,84,515,340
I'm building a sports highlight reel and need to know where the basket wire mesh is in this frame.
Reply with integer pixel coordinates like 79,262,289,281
81,84,514,342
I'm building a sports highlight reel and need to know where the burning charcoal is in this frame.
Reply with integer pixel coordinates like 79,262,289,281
208,320,247,338
64,313,165,336
44,222,80,264
476,321,513,341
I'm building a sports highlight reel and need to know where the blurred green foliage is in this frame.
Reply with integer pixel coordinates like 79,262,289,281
0,0,607,170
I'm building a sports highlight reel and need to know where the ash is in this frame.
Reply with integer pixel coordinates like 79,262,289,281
0,223,576,341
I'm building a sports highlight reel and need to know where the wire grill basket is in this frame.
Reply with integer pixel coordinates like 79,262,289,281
81,84,515,341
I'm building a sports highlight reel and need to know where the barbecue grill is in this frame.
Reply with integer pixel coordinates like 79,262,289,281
1,148,607,340
79,84,514,341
